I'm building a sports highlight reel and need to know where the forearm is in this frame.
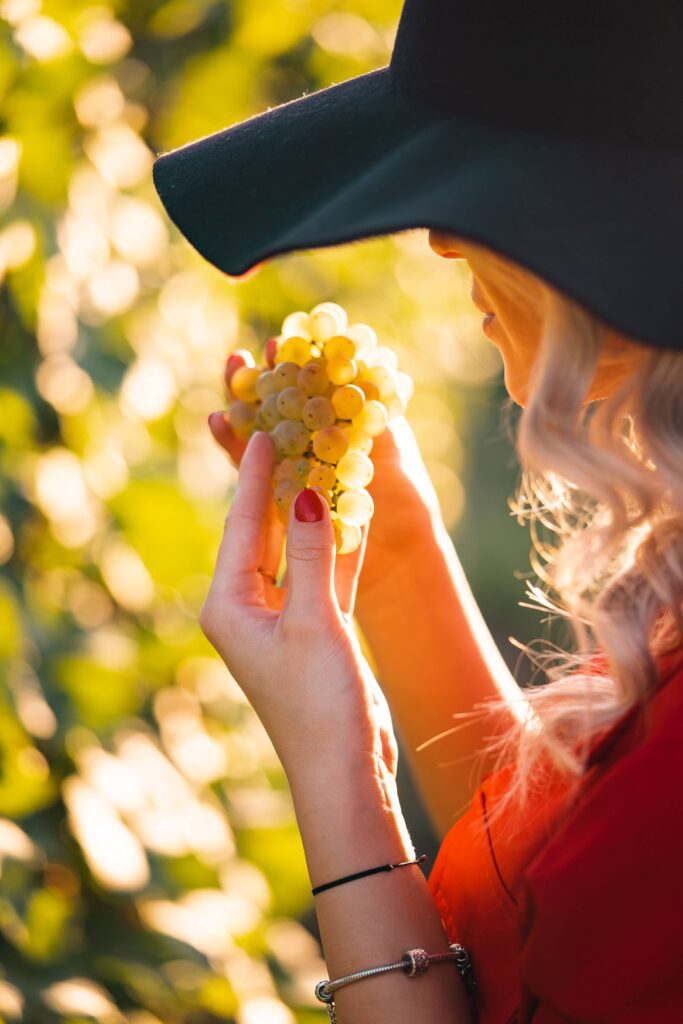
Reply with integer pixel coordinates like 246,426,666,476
356,514,527,837
289,756,472,1024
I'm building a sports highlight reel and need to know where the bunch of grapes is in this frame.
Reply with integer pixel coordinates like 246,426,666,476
225,302,413,555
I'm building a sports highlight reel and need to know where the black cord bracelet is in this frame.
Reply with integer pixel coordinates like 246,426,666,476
311,854,427,896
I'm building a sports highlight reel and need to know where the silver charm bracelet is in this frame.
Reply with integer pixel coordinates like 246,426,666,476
315,942,475,1023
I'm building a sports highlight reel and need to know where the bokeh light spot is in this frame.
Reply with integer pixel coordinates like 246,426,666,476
120,357,177,421
15,15,73,61
63,776,150,891
42,978,124,1021
77,9,132,65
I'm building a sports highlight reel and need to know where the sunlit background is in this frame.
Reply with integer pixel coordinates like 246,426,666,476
0,1,537,1021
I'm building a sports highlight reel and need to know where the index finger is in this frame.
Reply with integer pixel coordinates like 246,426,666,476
212,430,276,596
209,411,248,466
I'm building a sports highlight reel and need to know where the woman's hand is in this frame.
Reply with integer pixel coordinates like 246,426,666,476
210,354,443,599
199,429,399,786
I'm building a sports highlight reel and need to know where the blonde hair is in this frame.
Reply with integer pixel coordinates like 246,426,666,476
467,250,683,828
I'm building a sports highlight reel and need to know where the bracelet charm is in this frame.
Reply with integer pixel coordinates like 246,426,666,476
402,947,431,976
314,942,475,1022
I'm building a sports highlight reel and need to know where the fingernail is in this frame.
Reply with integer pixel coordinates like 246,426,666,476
294,488,324,523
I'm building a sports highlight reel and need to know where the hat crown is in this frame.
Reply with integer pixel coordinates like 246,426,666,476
390,0,683,146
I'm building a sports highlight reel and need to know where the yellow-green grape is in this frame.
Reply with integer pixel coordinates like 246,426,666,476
271,419,310,456
310,301,348,334
312,425,349,463
373,345,399,370
277,335,312,367
272,458,309,485
277,386,306,420
297,361,329,397
255,408,270,432
327,357,357,386
346,322,377,359
260,393,282,429
366,365,397,400
293,457,310,479
307,463,336,490
230,400,258,439
335,450,374,490
273,361,300,390
353,399,389,438
384,393,406,419
281,311,311,340
337,487,374,527
324,334,356,361
308,310,339,345
230,365,261,403
332,518,362,555
395,370,415,404
356,379,381,402
274,479,301,512
344,424,373,455
302,395,335,430
331,384,365,420
272,458,300,484
255,369,279,400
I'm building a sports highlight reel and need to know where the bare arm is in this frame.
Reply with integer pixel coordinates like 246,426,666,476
289,755,474,1024
201,429,474,1024
356,510,527,840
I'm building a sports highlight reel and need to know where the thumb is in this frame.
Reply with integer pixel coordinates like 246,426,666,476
283,489,338,622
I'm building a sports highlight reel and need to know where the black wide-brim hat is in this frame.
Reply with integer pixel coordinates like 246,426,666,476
153,0,683,352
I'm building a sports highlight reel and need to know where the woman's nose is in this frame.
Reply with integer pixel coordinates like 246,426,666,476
428,230,466,259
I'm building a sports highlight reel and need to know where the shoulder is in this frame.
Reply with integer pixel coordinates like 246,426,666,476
515,656,683,1022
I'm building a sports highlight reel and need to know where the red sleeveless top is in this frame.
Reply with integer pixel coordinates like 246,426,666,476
427,646,683,1023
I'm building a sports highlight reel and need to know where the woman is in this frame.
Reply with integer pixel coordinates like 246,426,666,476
153,2,683,1020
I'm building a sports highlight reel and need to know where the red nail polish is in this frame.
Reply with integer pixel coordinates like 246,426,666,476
294,488,324,523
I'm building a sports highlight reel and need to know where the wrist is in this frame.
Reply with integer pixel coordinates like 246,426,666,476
288,755,414,887
357,515,445,616
288,749,399,811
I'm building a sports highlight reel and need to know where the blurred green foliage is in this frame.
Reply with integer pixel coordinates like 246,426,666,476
0,1,534,1021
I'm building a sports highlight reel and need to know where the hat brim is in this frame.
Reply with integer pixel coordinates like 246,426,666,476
153,66,683,351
